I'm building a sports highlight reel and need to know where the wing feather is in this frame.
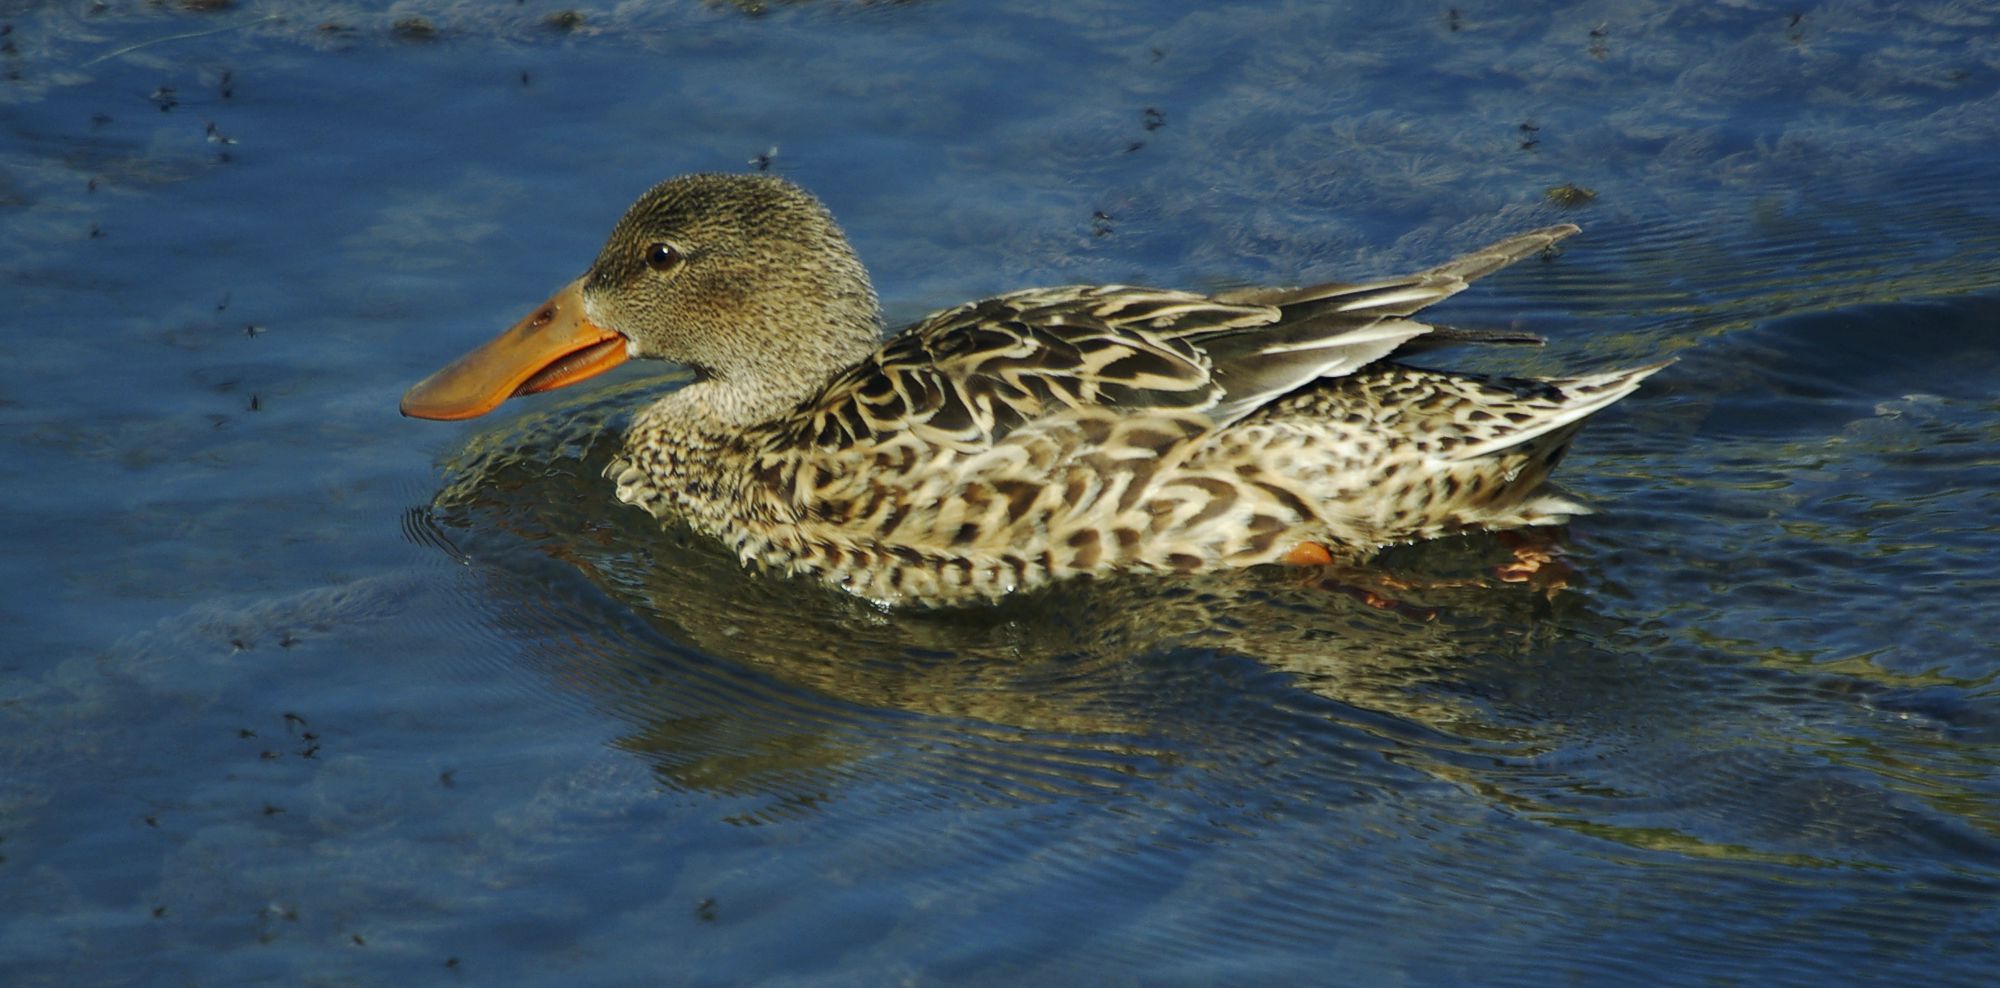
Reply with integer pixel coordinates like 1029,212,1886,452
780,225,1582,453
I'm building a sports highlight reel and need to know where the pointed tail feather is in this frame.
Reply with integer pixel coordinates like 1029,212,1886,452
1447,359,1673,461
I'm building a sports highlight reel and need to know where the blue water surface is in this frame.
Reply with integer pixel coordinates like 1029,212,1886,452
2,1,1997,985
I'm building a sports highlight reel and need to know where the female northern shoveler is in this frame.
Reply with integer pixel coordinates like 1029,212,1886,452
402,173,1665,606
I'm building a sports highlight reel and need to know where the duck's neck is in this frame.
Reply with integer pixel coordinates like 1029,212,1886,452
670,319,881,431
632,378,787,442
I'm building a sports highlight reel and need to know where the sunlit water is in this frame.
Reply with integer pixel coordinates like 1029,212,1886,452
3,2,1997,985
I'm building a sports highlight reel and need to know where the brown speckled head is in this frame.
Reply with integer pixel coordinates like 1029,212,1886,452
580,174,883,413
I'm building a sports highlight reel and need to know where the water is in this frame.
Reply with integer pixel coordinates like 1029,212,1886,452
4,1,1998,984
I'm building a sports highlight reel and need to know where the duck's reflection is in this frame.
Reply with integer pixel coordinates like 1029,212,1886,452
424,381,1572,791
417,378,1992,864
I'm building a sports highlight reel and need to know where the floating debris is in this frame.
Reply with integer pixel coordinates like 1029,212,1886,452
1545,182,1597,207
545,10,585,31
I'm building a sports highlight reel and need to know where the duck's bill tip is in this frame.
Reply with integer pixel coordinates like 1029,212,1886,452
399,278,628,421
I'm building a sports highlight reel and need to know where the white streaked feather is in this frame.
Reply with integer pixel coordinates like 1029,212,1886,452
1446,361,1674,461
1331,284,1459,312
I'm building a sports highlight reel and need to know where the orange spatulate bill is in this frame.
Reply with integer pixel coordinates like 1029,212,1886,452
401,277,627,421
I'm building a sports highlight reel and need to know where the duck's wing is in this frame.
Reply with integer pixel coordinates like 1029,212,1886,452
783,224,1582,454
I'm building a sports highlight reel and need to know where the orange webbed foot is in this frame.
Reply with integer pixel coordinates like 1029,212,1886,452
1282,542,1439,621
1493,530,1574,595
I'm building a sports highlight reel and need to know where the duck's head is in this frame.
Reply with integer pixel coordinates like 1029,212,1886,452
401,173,881,422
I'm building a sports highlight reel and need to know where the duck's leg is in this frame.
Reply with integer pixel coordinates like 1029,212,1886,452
1279,541,1335,567
1280,531,1572,615
1281,542,1440,621
1492,528,1573,594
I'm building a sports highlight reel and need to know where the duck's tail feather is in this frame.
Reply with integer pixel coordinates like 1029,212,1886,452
1447,359,1673,462
1213,224,1582,322
1198,225,1592,430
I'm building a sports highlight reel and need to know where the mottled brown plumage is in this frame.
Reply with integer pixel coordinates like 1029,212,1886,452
407,173,1667,606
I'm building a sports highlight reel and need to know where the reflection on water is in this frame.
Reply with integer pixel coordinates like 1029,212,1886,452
4,0,1999,984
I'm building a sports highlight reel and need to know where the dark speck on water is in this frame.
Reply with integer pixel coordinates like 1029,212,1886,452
3,2,1998,986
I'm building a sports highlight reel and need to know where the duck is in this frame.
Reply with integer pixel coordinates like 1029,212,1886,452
402,173,1666,607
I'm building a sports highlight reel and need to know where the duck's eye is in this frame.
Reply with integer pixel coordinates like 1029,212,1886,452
644,242,682,272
